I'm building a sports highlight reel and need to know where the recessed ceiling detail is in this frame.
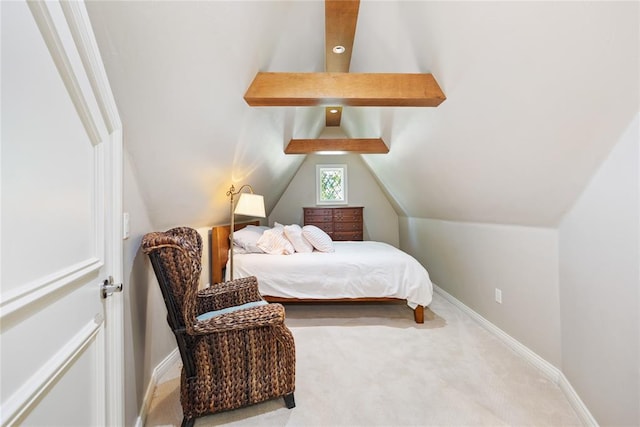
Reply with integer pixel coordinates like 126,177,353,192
243,0,445,109
325,106,343,126
285,138,389,154
242,0,446,155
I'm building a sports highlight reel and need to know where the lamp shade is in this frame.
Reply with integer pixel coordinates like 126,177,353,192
234,193,265,217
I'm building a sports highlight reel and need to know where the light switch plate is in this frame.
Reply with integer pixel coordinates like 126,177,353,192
123,212,130,239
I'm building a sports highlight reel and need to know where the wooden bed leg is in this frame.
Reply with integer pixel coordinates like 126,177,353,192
414,305,424,324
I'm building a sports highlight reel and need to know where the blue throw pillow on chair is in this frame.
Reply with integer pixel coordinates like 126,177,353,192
196,300,268,321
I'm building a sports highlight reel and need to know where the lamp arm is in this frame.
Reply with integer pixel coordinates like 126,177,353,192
226,184,255,199
229,191,234,281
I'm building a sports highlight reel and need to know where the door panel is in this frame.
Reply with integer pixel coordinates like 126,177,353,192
1,0,96,294
1,273,100,395
0,1,123,425
16,327,104,427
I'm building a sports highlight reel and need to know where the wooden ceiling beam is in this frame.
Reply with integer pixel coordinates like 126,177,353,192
244,72,446,107
325,0,360,127
325,0,360,73
285,138,389,154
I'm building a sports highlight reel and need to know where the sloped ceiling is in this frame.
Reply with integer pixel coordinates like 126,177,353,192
86,1,639,229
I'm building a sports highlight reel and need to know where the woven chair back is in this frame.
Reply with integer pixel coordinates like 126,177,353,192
142,227,202,330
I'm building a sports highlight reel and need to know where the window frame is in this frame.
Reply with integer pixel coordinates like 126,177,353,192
316,164,348,205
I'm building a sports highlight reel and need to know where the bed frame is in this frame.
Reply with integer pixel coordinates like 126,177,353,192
210,221,428,323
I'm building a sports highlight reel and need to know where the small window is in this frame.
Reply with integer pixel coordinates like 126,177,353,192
316,164,347,205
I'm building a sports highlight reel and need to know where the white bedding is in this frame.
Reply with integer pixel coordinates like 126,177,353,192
226,241,433,309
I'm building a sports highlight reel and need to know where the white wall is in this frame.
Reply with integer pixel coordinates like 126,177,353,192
558,114,639,426
399,217,561,367
122,151,175,426
196,228,211,288
400,114,640,424
270,154,399,246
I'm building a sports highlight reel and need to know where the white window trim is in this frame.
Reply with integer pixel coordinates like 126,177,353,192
316,164,348,205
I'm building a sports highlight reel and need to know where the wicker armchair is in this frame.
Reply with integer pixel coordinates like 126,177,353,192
141,227,296,427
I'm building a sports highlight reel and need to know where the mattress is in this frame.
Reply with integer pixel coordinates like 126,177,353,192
227,241,433,308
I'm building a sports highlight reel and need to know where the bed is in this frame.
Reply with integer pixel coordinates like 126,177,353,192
210,221,434,323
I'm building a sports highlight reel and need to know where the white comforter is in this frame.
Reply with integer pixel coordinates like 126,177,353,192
228,241,433,308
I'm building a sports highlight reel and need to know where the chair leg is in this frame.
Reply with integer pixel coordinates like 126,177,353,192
283,393,296,409
181,417,195,427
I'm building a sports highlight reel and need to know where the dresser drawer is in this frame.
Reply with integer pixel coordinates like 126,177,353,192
303,207,363,242
334,231,363,241
304,208,333,216
334,222,361,232
304,214,333,223
310,222,334,233
333,208,363,222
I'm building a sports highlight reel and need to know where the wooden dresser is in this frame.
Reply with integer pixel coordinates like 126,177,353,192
303,207,363,241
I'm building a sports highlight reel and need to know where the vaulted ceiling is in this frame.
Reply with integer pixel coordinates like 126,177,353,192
86,1,639,229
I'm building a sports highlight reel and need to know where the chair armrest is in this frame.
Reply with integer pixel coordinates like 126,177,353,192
196,276,262,313
192,303,286,335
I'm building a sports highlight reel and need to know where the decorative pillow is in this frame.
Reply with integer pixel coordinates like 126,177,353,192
284,224,314,253
232,225,269,253
302,225,334,253
257,227,295,255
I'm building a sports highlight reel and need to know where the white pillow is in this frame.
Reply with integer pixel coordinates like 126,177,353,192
232,225,268,253
302,225,334,253
284,224,314,253
257,227,295,255
232,245,249,254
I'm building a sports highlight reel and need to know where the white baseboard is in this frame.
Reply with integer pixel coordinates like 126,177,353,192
558,372,599,427
433,284,598,427
135,347,180,427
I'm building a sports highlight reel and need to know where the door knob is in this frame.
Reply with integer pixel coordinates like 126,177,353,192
101,276,123,299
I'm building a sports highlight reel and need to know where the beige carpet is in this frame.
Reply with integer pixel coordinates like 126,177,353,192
145,293,583,426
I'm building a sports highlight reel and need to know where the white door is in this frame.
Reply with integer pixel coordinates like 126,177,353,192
0,1,123,425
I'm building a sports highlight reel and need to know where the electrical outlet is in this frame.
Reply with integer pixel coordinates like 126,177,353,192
495,288,502,304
